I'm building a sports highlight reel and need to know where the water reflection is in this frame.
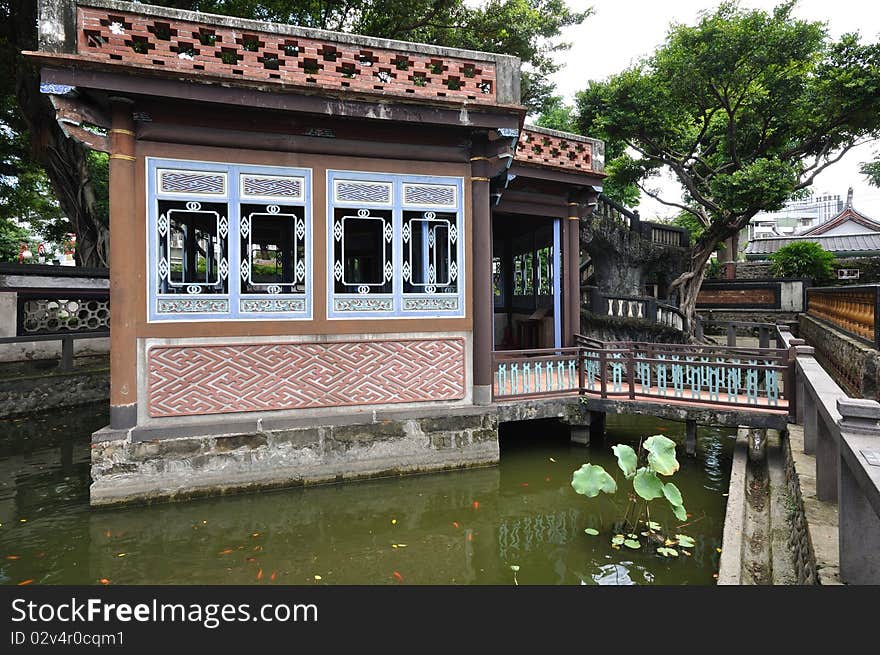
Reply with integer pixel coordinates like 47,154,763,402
0,405,732,585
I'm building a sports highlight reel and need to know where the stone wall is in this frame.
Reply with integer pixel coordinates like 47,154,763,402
825,257,880,285
799,314,880,398
734,261,772,279
90,408,499,506
783,431,818,584
0,366,110,418
737,257,880,285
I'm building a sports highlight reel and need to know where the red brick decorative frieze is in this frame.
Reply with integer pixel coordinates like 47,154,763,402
147,337,467,417
77,7,498,104
516,126,597,173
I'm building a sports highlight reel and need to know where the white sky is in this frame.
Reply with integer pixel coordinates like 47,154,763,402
548,0,880,219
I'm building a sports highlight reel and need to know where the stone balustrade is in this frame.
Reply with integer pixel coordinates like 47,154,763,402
807,285,878,345
781,324,880,584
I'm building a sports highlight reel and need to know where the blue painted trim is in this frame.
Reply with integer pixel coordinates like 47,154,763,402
553,218,562,348
146,157,313,322
326,169,465,320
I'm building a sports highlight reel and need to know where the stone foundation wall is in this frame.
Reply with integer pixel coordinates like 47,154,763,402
580,313,687,344
90,408,499,506
735,262,772,279
0,366,110,418
783,430,818,584
799,314,880,398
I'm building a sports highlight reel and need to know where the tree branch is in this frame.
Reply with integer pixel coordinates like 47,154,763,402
635,182,707,224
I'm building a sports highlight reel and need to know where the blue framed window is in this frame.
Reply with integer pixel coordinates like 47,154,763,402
327,170,465,319
147,158,312,321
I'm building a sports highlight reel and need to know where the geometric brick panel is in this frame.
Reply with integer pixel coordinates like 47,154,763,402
516,127,593,173
78,7,497,106
148,338,466,417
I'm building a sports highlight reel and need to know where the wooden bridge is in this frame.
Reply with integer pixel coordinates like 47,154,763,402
492,334,792,417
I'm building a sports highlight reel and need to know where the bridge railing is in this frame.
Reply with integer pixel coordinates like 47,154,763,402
491,347,583,401
780,324,880,584
493,337,791,410
805,284,880,348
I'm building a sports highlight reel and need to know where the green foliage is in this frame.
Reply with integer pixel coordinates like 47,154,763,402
672,212,705,245
535,95,576,132
611,444,637,478
570,463,617,498
633,468,664,500
862,159,880,187
0,218,30,262
705,258,722,280
571,435,692,557
643,434,679,476
575,1,880,300
676,534,695,548
768,241,836,282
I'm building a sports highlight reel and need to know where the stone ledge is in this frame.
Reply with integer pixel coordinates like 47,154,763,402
90,406,501,506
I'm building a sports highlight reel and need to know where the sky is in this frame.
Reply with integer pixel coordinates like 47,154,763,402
547,0,880,220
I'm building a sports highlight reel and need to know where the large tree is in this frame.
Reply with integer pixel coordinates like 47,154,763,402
577,1,880,336
1,0,588,267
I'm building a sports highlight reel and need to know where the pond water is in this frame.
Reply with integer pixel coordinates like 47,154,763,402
0,403,733,585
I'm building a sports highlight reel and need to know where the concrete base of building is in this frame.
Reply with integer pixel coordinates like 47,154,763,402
90,395,791,507
90,405,500,506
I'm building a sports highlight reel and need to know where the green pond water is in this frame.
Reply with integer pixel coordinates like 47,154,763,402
0,403,733,585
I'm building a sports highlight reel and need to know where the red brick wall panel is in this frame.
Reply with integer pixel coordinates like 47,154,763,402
77,7,498,104
147,337,468,417
515,128,593,174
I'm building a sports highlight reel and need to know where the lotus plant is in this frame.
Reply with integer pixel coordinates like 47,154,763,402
571,435,694,558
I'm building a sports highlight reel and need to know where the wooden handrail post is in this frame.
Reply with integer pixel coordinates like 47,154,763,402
759,326,770,349
577,347,585,395
600,349,608,399
627,349,635,400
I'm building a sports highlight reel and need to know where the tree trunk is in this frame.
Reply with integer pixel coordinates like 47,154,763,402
672,241,715,342
11,0,109,268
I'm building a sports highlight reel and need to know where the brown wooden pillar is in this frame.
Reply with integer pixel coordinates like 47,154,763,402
109,97,138,429
471,139,493,405
567,198,581,345
561,216,571,344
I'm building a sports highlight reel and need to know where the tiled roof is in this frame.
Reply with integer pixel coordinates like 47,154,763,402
800,206,880,235
745,233,880,257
